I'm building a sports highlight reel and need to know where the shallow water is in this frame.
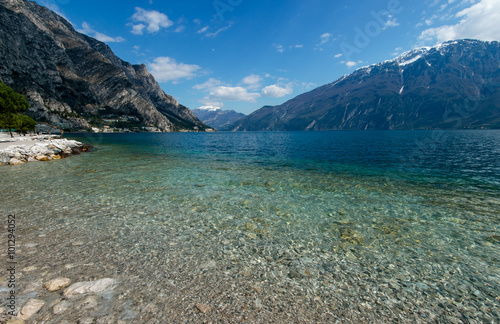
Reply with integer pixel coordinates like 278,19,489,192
1,130,499,323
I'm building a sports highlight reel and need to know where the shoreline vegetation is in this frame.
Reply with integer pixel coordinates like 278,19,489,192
0,133,92,165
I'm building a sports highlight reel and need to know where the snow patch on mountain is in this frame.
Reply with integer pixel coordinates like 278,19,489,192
198,105,221,112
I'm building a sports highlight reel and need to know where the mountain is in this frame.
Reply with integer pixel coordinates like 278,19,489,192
229,39,500,131
0,0,212,132
192,107,246,130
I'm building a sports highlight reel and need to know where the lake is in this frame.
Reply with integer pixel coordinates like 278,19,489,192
1,130,499,323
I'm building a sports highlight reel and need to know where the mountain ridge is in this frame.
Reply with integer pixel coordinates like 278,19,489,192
0,0,212,132
192,108,246,130
229,39,500,131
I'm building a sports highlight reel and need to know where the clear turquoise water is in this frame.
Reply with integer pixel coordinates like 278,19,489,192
1,130,499,322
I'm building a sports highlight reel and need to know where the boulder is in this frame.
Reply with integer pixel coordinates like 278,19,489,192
47,145,62,154
18,299,45,321
9,158,24,165
63,278,119,297
35,155,50,161
0,152,10,164
44,277,72,292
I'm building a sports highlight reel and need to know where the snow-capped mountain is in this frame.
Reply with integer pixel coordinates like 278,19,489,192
229,39,500,131
192,107,246,130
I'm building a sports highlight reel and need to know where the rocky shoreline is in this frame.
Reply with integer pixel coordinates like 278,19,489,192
1,277,121,323
0,135,91,165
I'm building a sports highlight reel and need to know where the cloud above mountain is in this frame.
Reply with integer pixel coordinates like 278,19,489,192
148,57,201,83
130,7,173,35
262,84,293,98
208,86,261,102
419,0,500,43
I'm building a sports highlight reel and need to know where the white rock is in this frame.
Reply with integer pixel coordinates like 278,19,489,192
35,154,50,161
44,277,72,292
64,278,119,297
9,158,24,165
195,303,211,314
255,298,263,309
0,153,10,163
18,299,45,321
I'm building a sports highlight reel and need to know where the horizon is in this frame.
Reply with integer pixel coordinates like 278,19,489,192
33,0,500,115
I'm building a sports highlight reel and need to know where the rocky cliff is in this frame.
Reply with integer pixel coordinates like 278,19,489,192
0,0,211,132
230,39,500,131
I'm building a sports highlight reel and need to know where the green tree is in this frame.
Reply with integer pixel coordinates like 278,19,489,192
16,114,37,134
0,80,36,137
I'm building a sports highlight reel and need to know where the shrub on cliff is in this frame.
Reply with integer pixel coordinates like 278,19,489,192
0,80,36,136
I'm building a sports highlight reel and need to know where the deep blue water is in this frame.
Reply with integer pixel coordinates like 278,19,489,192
71,129,500,186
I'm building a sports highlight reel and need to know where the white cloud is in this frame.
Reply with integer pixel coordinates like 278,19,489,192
131,24,146,35
341,60,359,68
196,23,233,38
131,7,173,35
209,86,261,102
148,57,201,83
334,53,343,58
193,78,223,90
319,32,332,45
200,99,224,108
174,25,186,33
261,84,293,98
419,0,500,43
392,47,404,56
302,82,317,90
274,44,284,53
198,105,221,111
132,45,147,56
242,74,262,90
78,22,125,43
198,26,209,34
384,17,399,28
206,24,233,38
242,74,262,85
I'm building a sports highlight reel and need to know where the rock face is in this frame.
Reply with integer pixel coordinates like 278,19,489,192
230,39,500,131
192,107,246,130
0,0,211,132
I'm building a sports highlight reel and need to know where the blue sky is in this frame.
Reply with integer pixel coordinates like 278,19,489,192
36,0,500,114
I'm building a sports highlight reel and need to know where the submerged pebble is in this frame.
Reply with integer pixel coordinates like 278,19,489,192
0,132,498,323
